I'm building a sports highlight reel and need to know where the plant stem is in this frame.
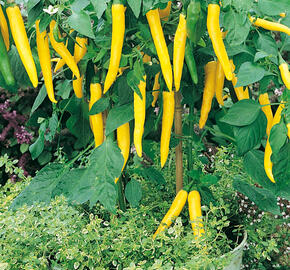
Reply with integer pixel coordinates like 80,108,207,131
187,105,194,182
174,91,183,193
117,176,126,211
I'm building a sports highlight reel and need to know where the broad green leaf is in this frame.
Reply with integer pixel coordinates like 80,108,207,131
199,186,216,206
29,122,47,160
137,166,166,186
89,97,110,115
233,179,280,215
10,163,67,210
71,0,90,12
254,51,269,62
200,175,219,186
231,0,252,11
269,122,288,154
27,0,40,12
55,80,72,99
224,9,251,46
30,85,47,116
67,11,95,39
258,0,289,16
243,150,274,190
235,62,266,87
45,112,58,142
125,179,142,207
127,0,142,18
256,33,278,64
90,0,110,19
220,99,261,126
233,111,267,155
105,103,134,135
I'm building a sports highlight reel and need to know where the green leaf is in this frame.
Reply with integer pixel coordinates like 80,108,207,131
29,122,47,160
258,0,290,16
127,0,142,18
200,175,219,186
27,0,41,12
90,0,110,19
235,62,266,87
255,33,278,64
137,166,166,186
233,111,267,155
269,122,288,154
30,85,47,116
71,0,90,12
220,99,261,126
67,11,95,39
224,9,251,46
243,150,274,190
45,112,58,142
105,103,134,135
199,186,216,206
231,0,253,11
125,179,142,207
254,51,269,62
55,80,72,99
233,179,280,215
89,97,110,115
10,163,67,210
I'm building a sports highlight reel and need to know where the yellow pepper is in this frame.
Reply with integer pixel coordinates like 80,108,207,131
0,5,9,50
215,60,225,106
152,72,160,107
259,93,273,136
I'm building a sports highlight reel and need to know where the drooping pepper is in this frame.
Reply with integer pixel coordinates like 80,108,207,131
259,93,273,136
278,54,290,90
115,122,130,183
104,1,125,93
158,1,171,21
146,9,173,91
188,190,205,237
89,81,104,148
184,40,198,84
207,2,233,81
160,91,175,168
0,31,15,87
49,20,80,79
35,20,56,103
249,16,290,36
72,37,88,98
134,76,147,157
0,5,9,50
199,61,217,129
173,13,187,91
153,189,188,239
6,5,38,88
152,72,160,107
264,103,285,183
215,60,225,106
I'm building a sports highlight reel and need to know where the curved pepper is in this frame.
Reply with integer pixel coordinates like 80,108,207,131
146,9,173,91
264,103,284,183
104,3,125,93
6,5,38,88
160,91,175,168
173,13,187,91
152,72,160,107
249,16,290,36
115,122,130,183
49,20,80,79
259,93,273,136
0,5,9,50
207,3,233,81
89,82,104,148
158,1,171,21
184,41,198,84
0,31,15,87
188,190,205,237
153,189,188,239
215,60,225,106
134,76,146,157
35,20,57,103
278,55,290,90
199,61,217,129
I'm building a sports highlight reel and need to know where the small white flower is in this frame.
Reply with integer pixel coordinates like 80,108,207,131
43,5,58,15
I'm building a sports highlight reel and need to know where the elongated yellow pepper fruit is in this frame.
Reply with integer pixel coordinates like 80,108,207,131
199,61,217,129
230,60,248,100
104,3,125,93
72,37,88,98
160,91,175,168
0,5,9,50
134,76,147,157
207,4,232,81
115,122,130,183
89,82,104,148
153,189,188,239
264,103,284,183
146,9,173,91
54,58,66,72
215,60,225,106
279,61,290,90
158,1,171,21
152,72,160,107
35,20,57,103
188,190,205,237
259,93,273,136
49,20,80,79
173,13,187,92
6,5,38,88
249,16,290,36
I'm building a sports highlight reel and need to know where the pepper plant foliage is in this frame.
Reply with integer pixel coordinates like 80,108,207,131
4,0,289,214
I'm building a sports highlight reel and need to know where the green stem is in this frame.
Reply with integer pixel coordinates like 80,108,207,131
205,126,236,142
117,176,126,211
187,105,194,182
